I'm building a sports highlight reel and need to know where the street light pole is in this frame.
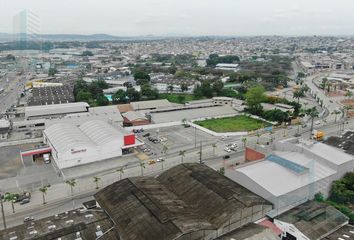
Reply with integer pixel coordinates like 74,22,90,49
0,192,7,230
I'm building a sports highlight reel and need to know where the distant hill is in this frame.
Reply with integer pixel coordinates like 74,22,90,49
0,33,172,42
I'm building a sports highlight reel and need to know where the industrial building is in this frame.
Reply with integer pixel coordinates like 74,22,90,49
94,163,273,240
43,120,140,169
0,164,274,240
274,201,349,240
27,85,75,106
226,138,354,216
0,118,10,140
25,102,89,120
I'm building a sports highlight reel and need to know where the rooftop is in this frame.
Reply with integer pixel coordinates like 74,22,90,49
276,201,349,240
0,207,118,240
215,223,279,240
94,163,272,240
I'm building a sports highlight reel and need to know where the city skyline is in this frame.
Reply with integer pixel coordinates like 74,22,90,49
0,0,354,36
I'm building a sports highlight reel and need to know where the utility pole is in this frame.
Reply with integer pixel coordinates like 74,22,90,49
194,127,197,148
0,192,6,230
199,141,203,164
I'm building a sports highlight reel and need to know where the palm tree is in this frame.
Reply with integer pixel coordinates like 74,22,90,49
303,102,309,111
241,137,247,149
116,167,124,180
139,162,145,176
179,150,186,163
256,132,261,144
4,193,17,213
212,143,217,156
345,90,353,99
325,82,331,93
39,185,50,205
331,110,341,123
293,90,305,104
65,179,77,197
93,177,101,189
301,85,310,93
306,107,319,136
162,144,168,155
181,118,187,126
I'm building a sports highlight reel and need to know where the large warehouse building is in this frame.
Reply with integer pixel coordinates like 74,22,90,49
226,138,354,217
43,120,140,169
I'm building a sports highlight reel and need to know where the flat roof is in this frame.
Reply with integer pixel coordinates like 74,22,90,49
25,102,89,118
235,151,336,196
298,141,354,165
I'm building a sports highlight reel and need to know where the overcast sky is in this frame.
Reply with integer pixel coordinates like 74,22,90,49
0,0,353,36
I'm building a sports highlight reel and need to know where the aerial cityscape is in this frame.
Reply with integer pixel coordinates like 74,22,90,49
0,1,354,240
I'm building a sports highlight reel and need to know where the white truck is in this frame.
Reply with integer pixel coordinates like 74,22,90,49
43,154,51,164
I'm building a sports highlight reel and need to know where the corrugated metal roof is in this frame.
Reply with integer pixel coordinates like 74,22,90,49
25,102,89,118
94,164,271,240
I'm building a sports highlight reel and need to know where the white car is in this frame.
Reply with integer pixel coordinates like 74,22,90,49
156,157,164,162
224,147,232,153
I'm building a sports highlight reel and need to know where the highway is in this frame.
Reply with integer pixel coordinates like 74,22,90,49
0,71,27,114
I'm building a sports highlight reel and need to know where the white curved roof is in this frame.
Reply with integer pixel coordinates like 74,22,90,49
44,123,95,153
80,120,124,146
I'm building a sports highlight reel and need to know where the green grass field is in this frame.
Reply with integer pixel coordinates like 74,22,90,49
195,115,269,132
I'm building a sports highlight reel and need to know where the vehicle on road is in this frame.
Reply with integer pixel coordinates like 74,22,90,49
143,133,150,137
20,198,30,205
24,216,34,222
156,157,164,162
223,155,230,160
43,153,51,164
148,160,156,165
224,147,231,153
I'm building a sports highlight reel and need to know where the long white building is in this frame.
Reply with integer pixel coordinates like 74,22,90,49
43,120,139,169
226,138,354,217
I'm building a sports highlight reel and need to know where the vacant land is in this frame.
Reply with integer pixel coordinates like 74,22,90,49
195,115,269,132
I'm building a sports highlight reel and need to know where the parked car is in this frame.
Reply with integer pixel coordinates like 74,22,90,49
143,133,150,137
23,216,34,222
223,155,230,160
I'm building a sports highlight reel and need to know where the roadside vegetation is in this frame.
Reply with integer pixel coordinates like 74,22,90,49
315,172,354,223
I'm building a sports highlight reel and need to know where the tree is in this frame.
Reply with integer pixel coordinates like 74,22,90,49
180,83,188,93
3,193,17,213
245,85,266,110
93,177,101,189
162,144,168,155
116,167,124,180
93,80,109,89
167,85,174,93
212,80,224,96
65,179,77,197
76,90,93,103
82,50,94,56
256,132,261,144
39,185,50,205
241,137,247,148
181,118,187,126
139,162,146,176
96,94,109,106
297,72,305,78
126,88,141,102
219,167,225,175
212,143,217,156
113,89,128,104
134,71,150,85
345,91,353,99
306,107,319,135
141,84,158,100
179,150,186,164
332,110,341,123
48,68,58,77
293,90,305,104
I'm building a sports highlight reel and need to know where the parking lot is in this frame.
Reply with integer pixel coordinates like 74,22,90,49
0,143,62,192
136,125,218,156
